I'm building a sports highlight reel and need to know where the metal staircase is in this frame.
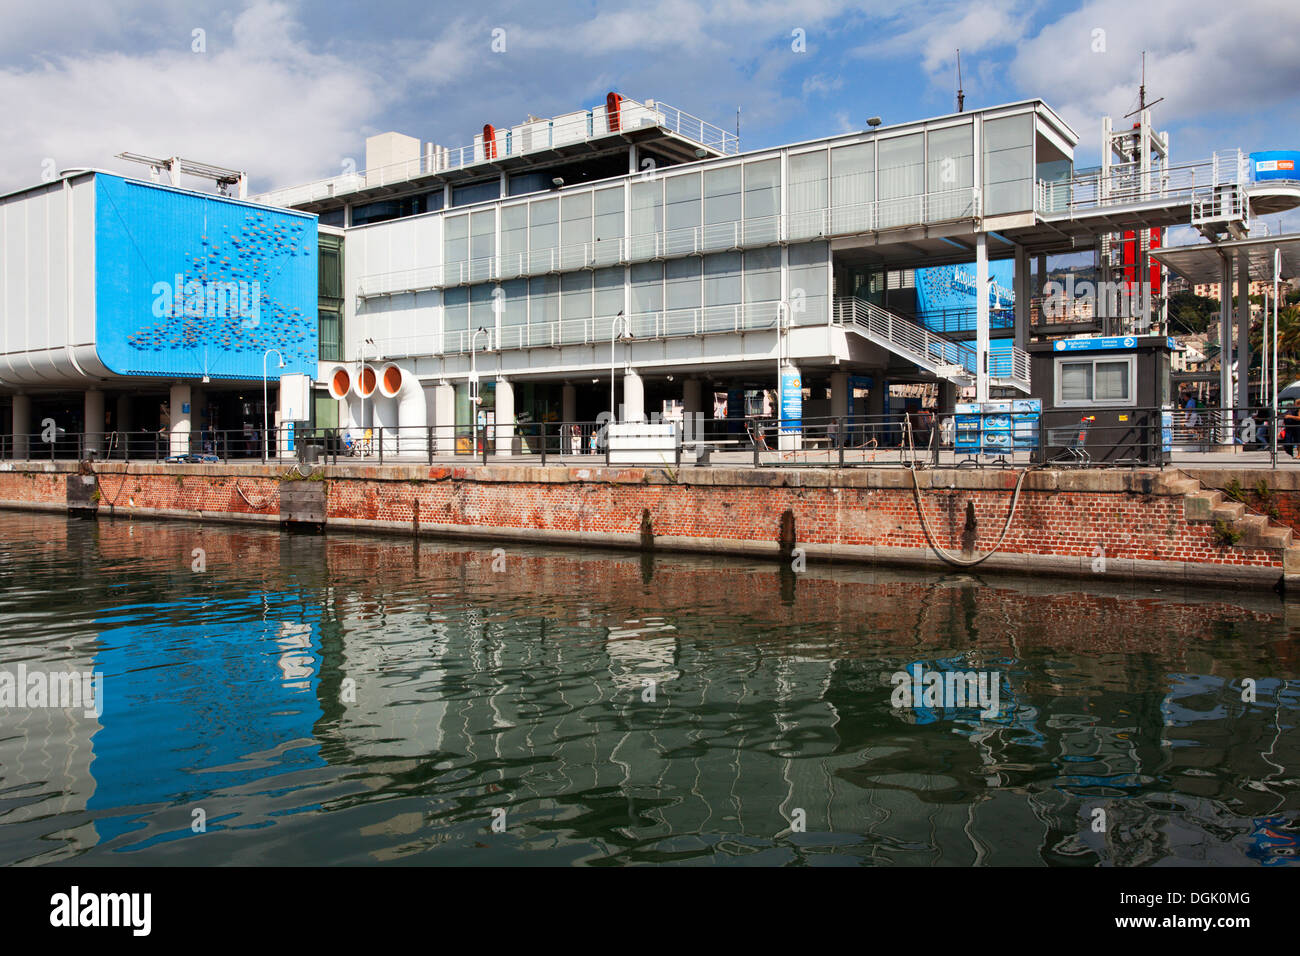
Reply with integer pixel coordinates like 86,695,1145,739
832,297,1030,393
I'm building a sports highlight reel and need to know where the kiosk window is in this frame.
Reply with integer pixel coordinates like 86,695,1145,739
1056,356,1133,406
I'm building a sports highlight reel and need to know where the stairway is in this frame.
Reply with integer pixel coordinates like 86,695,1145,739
832,297,1030,393
1172,477,1299,586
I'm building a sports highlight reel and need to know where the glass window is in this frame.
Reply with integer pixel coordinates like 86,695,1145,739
529,275,559,327
444,215,468,266
665,257,701,311
878,133,924,200
444,287,469,333
665,172,701,248
630,262,663,314
983,114,1033,214
528,198,559,271
743,158,780,243
593,267,623,319
1056,356,1133,406
592,186,623,266
830,142,874,233
704,166,742,223
560,272,592,321
452,180,500,207
470,210,494,261
788,150,827,239
1095,360,1130,401
1060,362,1092,402
703,252,742,307
500,204,528,275
500,279,527,327
788,241,829,323
561,192,592,246
743,247,780,303
318,308,342,362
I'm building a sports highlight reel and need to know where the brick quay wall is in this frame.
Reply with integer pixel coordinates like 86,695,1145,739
2,460,1298,591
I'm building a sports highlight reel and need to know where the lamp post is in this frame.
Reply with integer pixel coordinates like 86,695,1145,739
262,348,285,462
775,301,789,444
610,311,632,425
471,327,490,452
359,336,376,456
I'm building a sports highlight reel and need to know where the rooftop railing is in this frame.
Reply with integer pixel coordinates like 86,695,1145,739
1035,151,1247,218
251,99,739,209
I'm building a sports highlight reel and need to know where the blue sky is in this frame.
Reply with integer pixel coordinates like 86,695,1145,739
2,0,1297,230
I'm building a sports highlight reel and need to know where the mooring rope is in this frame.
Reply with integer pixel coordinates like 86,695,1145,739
904,417,1039,568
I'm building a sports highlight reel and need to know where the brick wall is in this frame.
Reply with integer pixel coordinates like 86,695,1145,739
0,462,1295,588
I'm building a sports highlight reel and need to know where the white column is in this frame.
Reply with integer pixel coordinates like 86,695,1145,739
168,384,192,456
622,369,645,422
1219,255,1233,444
976,232,990,402
562,383,577,424
84,389,105,457
1237,252,1250,412
494,377,515,455
830,370,849,420
434,381,456,455
12,393,30,459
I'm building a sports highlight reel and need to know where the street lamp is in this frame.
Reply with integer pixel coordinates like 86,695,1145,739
610,311,633,425
471,327,491,452
262,348,286,462
359,336,376,456
775,301,790,441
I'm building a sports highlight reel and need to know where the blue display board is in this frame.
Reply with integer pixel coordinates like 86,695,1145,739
780,367,802,433
94,175,318,380
956,400,1040,458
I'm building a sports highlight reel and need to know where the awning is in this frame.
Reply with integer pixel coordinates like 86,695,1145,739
1151,233,1300,285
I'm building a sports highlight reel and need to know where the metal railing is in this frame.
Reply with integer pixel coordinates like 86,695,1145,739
2,406,1292,471
251,99,738,209
1035,152,1246,219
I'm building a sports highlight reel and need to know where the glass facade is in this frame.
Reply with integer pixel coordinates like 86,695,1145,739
317,233,343,361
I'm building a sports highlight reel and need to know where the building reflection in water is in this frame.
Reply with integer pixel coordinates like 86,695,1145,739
0,512,1296,865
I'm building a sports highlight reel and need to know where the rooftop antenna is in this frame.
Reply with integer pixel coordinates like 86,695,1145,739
956,49,964,112
735,106,740,144
1124,51,1164,118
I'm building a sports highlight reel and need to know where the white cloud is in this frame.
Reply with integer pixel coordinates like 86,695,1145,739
1010,0,1300,156
0,1,387,194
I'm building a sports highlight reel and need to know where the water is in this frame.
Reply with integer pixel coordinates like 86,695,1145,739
0,511,1297,866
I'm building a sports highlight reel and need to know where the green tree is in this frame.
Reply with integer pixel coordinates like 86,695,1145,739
1168,291,1220,335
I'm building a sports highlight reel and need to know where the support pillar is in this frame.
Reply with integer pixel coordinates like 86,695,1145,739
168,384,192,456
1014,244,1029,351
682,377,702,416
494,377,515,455
12,393,29,459
975,232,990,402
562,383,577,424
1237,252,1251,413
115,393,132,434
434,381,455,455
84,389,105,457
830,370,849,420
866,373,885,418
1219,255,1233,444
621,369,645,422
1036,254,1047,299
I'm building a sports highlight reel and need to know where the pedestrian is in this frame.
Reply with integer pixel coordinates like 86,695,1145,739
1283,403,1300,457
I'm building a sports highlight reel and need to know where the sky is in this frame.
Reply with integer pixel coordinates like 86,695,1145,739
2,0,1298,234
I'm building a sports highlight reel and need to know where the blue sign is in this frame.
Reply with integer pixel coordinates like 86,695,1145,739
94,174,318,380
915,261,1016,332
780,367,802,433
1054,336,1136,352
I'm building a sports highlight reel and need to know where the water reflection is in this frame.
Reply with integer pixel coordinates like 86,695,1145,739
0,512,1296,866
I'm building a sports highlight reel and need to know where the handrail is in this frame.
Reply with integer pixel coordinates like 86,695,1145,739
252,98,738,209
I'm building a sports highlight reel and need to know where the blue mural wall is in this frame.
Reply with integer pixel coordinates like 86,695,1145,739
914,261,1015,331
94,174,317,379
